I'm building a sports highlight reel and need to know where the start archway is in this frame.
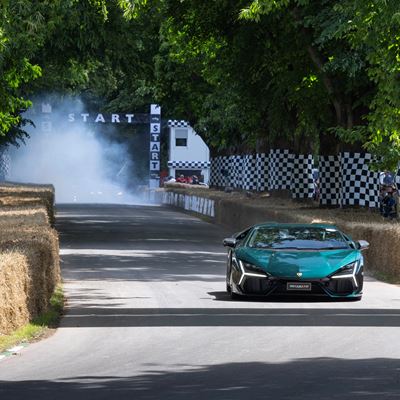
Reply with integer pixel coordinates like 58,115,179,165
40,103,162,188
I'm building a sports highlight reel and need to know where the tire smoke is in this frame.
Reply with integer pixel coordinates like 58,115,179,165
8,99,148,204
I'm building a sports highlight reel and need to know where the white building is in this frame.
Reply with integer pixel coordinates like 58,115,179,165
167,120,210,183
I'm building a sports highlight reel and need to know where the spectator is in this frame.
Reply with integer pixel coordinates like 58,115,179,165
176,174,186,183
379,171,394,186
164,176,176,184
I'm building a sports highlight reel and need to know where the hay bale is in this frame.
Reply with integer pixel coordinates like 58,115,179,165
0,251,30,334
0,205,49,227
0,183,55,226
0,227,60,334
0,183,59,334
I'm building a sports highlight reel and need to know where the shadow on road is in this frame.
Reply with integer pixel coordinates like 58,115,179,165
208,291,359,303
59,307,400,328
61,252,225,282
1,358,399,400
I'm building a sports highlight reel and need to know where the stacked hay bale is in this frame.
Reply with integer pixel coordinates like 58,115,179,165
0,183,60,334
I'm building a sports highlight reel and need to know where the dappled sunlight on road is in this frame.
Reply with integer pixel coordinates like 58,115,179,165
1,358,400,399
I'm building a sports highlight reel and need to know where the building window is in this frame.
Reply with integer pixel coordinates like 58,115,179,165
175,128,188,147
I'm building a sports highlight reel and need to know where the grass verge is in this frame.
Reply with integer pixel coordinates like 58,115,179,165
0,285,64,353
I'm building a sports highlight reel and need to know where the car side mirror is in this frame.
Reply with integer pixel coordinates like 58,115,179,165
223,238,237,248
356,240,369,250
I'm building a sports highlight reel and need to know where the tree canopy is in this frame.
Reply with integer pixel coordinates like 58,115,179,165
1,0,400,167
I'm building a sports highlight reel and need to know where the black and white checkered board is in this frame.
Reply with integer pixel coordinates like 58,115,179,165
209,156,231,187
168,120,189,128
229,155,244,188
0,147,10,179
210,151,380,209
395,166,400,186
268,149,293,190
210,154,267,190
168,161,210,169
242,155,258,190
340,152,379,208
319,155,341,206
256,153,268,191
291,155,314,199
209,156,221,187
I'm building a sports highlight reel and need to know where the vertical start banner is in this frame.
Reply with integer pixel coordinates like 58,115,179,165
149,104,161,188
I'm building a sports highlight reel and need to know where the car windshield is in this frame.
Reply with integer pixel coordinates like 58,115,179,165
247,227,349,250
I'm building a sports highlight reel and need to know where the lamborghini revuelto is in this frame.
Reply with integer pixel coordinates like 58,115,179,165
223,223,369,300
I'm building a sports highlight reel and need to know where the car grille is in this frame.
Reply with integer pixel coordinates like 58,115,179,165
242,277,275,294
326,279,354,295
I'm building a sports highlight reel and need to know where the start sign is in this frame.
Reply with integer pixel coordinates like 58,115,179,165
68,113,147,124
149,104,161,188
66,104,162,189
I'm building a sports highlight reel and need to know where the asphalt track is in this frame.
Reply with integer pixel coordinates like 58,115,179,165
1,204,400,399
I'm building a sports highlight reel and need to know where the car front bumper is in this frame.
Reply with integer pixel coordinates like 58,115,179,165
231,270,363,298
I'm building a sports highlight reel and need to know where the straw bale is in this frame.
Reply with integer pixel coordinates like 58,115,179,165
0,251,30,333
0,227,60,334
0,183,55,226
0,183,59,334
0,205,49,227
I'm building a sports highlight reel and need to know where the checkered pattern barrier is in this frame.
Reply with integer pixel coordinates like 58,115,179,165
168,120,189,128
210,154,265,190
340,152,379,208
291,154,314,199
168,161,211,169
0,147,10,180
209,156,231,187
230,155,244,188
395,167,400,186
209,150,380,209
319,155,341,206
242,154,258,190
268,149,294,190
256,153,268,191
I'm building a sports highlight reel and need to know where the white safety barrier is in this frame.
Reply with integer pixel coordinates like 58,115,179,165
162,191,215,218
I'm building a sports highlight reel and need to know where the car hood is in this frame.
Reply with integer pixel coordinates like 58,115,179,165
236,247,359,279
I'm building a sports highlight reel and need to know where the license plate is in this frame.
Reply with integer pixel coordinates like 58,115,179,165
287,282,312,291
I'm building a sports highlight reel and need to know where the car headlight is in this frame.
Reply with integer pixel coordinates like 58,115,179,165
238,260,268,276
331,261,358,278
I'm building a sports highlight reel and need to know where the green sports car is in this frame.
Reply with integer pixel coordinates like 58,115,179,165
223,223,369,300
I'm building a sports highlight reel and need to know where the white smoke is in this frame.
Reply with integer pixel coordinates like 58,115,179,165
8,99,148,204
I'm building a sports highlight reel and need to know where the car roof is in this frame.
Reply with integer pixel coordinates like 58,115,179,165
252,222,339,230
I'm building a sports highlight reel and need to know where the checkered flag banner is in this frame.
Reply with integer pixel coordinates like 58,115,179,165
256,153,268,191
168,161,211,169
0,146,10,181
242,154,258,191
209,156,231,187
340,152,379,208
395,165,400,186
291,154,314,199
210,154,267,190
229,155,244,188
319,155,341,206
168,120,190,128
268,149,294,190
209,150,380,209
